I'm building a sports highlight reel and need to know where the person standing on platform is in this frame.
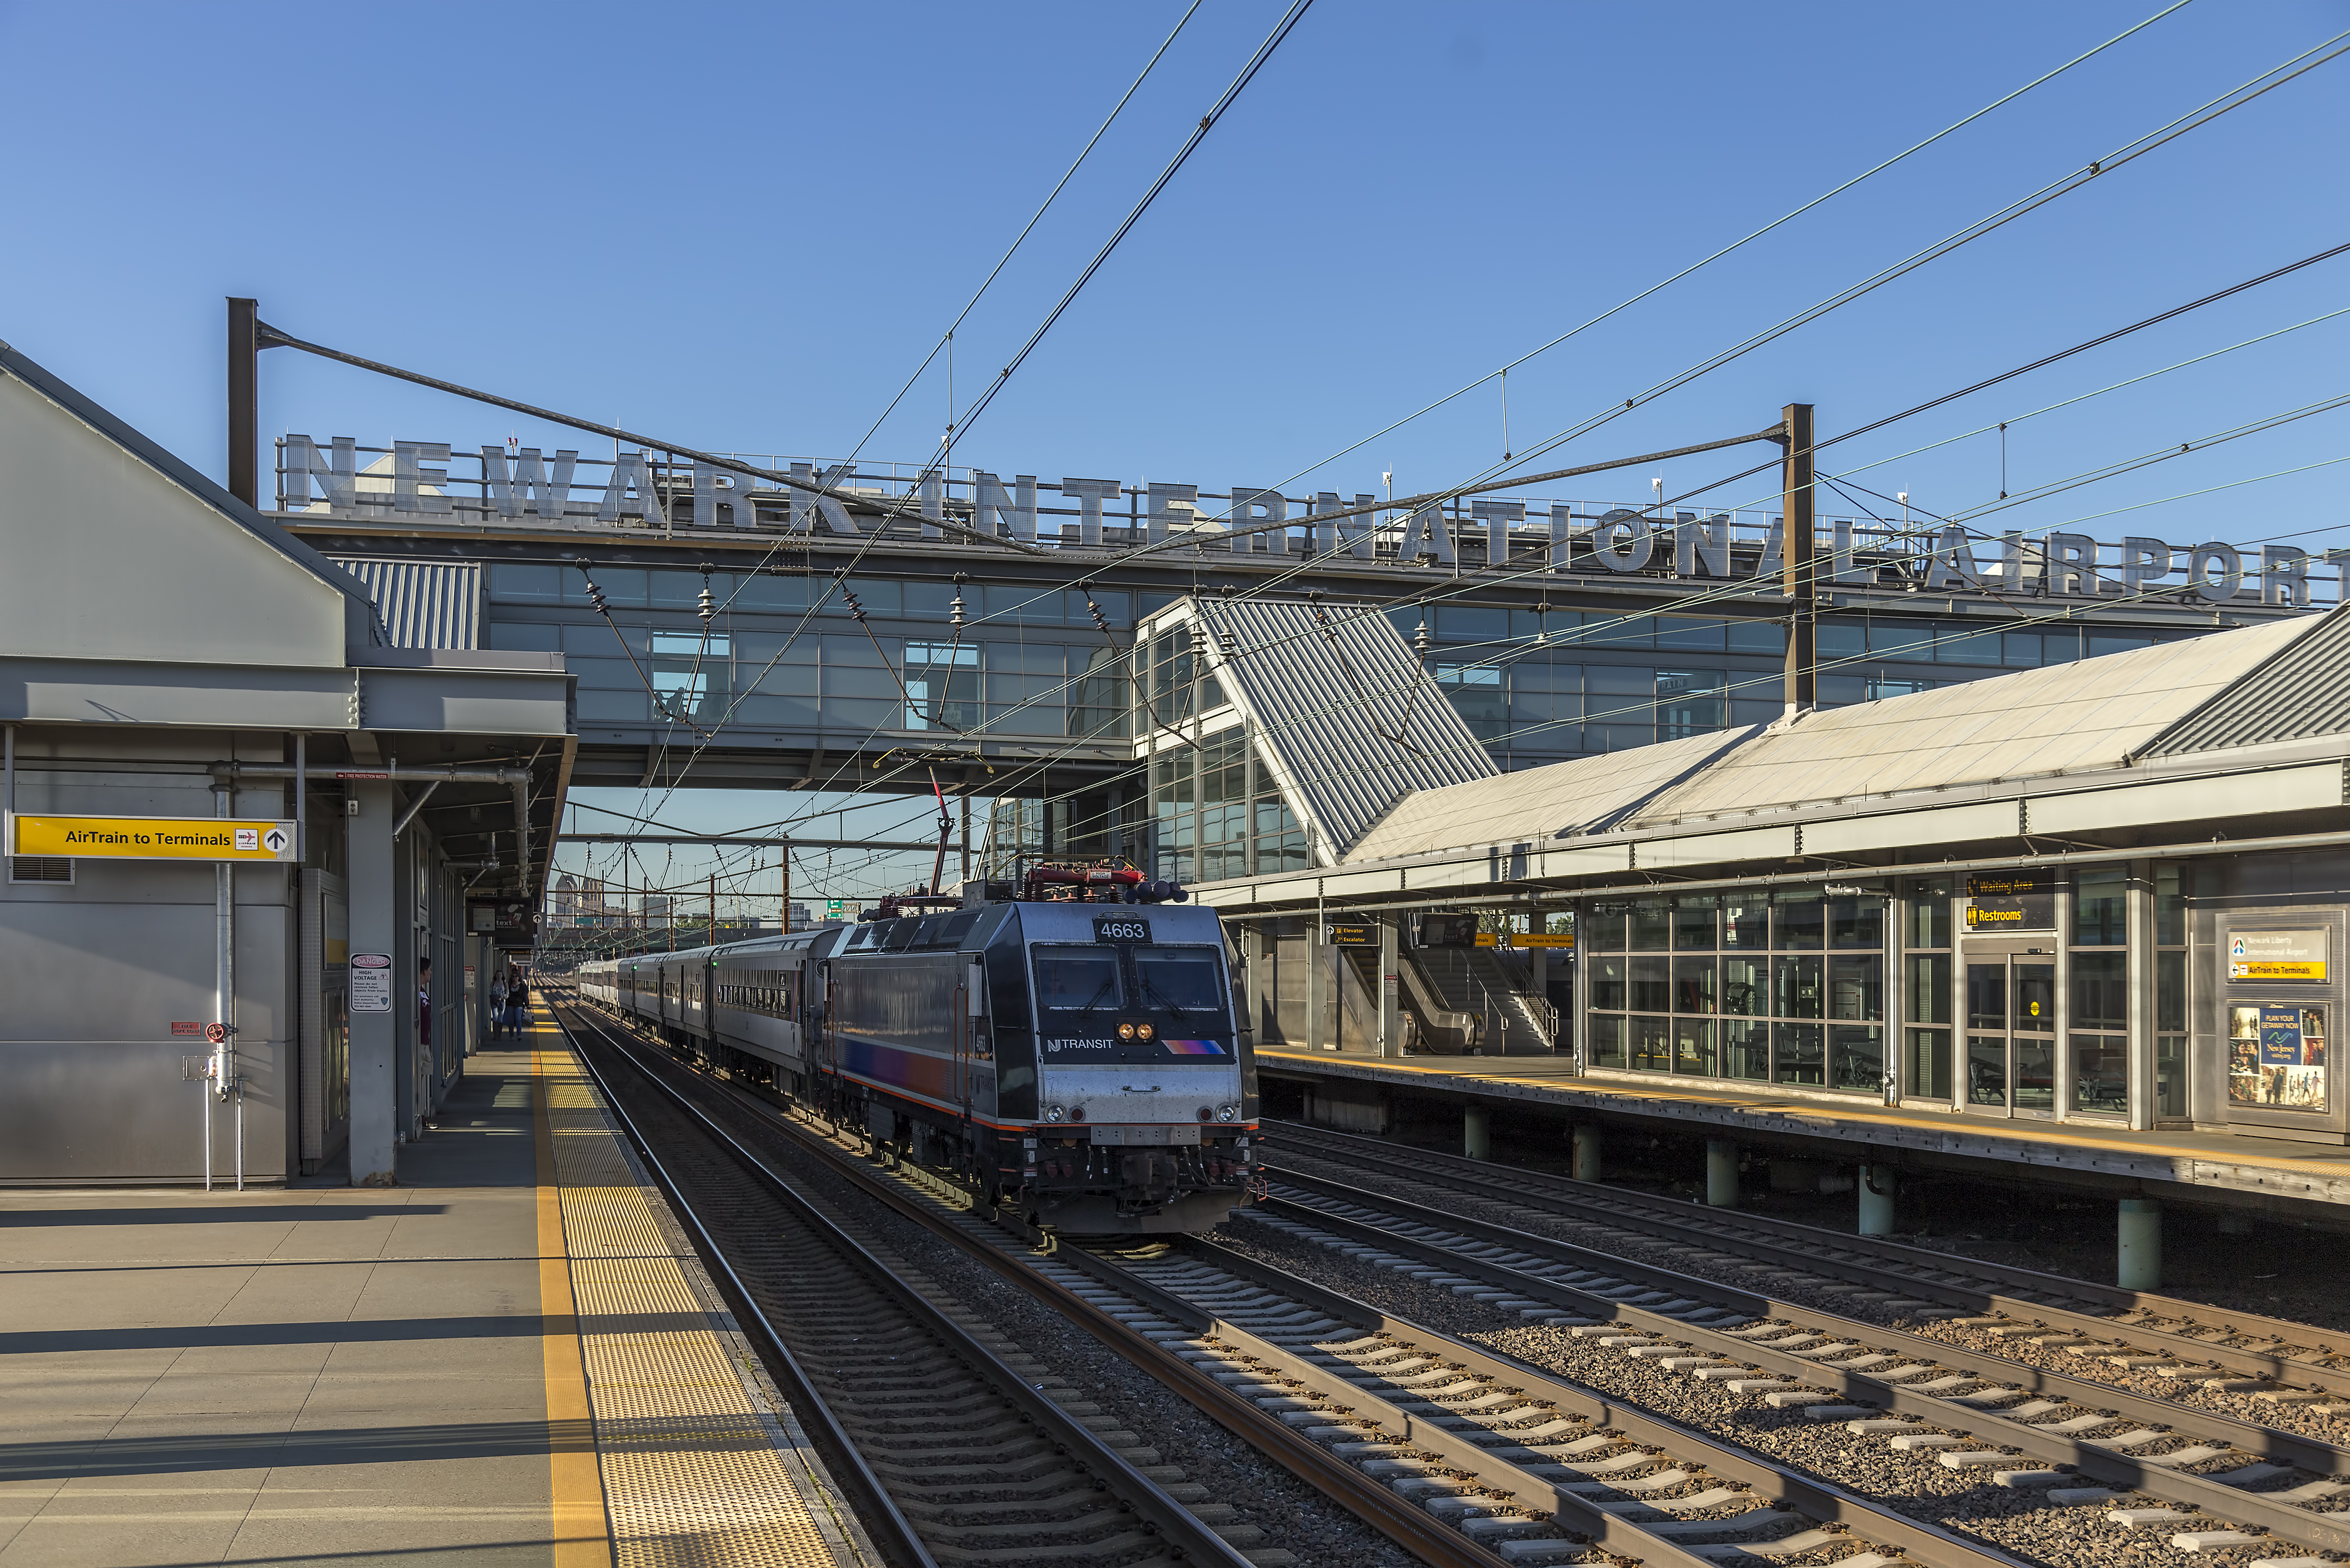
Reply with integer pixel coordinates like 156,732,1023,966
489,974,509,1040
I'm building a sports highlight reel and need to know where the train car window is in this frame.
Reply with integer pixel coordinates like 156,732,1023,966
1134,950,1226,1017
1035,951,1123,1011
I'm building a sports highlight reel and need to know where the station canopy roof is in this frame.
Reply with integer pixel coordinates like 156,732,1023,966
1343,607,2342,865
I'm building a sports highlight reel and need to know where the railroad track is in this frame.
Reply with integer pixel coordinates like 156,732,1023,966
1269,1119,2350,1397
549,1001,1265,1568
557,994,2027,1568
1245,1121,2350,1562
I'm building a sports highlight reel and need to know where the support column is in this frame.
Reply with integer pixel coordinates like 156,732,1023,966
2127,857,2154,1131
2118,1197,2162,1291
1306,918,1328,1053
1858,1163,1897,1236
1705,1139,1739,1207
1571,1123,1602,1184
347,780,397,1186
1463,1105,1490,1160
1378,918,1399,1058
1781,402,1817,716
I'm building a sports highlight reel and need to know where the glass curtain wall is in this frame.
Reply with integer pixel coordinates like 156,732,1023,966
1586,888,1885,1090
2155,865,2189,1118
1149,724,1309,884
2070,868,2130,1116
1904,879,1954,1100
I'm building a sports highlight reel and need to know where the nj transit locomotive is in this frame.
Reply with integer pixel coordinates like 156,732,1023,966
577,871,1257,1233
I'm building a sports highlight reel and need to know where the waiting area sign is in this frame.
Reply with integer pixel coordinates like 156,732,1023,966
8,813,298,862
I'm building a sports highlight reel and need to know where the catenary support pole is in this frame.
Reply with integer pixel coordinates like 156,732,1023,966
228,297,262,508
1572,1123,1602,1184
347,779,398,1186
1858,1163,1897,1236
1463,1105,1491,1160
1781,401,1817,716
2119,1197,2162,1290
1706,1139,1739,1207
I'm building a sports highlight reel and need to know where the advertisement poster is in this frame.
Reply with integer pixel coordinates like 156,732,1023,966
2230,1003,2326,1111
1964,871,2054,931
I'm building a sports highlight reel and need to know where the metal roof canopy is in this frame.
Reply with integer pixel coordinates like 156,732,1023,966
1189,605,2350,907
1145,595,1496,863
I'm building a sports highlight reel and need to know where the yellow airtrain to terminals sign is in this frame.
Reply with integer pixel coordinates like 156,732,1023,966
9,815,298,863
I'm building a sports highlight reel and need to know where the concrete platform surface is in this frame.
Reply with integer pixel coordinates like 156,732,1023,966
0,1014,875,1568
1260,1046,2350,1207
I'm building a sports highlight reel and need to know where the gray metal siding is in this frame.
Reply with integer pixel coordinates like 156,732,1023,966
1202,597,1496,857
2140,604,2350,757
329,556,482,650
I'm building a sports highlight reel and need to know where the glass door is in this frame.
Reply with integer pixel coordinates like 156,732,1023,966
1965,957,2057,1117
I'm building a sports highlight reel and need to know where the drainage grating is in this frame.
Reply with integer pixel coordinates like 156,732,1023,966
542,1051,869,1568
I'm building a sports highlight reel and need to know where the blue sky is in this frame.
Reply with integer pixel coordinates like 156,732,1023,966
4,0,2345,906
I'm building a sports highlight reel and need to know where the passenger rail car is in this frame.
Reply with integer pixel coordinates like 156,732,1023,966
577,898,1257,1233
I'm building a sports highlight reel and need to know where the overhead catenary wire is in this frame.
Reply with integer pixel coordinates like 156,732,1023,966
627,2,1317,821
548,33,2350,891
562,364,2350,901
1163,0,2200,528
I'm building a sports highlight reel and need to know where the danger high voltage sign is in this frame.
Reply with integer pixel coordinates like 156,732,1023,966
9,815,298,863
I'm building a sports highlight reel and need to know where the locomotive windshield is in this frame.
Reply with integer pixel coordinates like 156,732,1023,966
1034,951,1123,1012
1133,950,1224,1017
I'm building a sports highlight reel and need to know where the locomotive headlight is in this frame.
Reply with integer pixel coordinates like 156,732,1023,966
1116,1022,1135,1040
1217,1103,1239,1123
1137,1022,1156,1041
1045,1104,1066,1123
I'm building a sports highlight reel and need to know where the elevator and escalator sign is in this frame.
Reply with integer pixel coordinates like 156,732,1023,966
8,814,297,862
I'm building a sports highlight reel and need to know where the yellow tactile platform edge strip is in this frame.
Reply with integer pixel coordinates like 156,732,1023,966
533,1020,870,1568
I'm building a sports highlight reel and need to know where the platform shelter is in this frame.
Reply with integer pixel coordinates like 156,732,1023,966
0,342,573,1185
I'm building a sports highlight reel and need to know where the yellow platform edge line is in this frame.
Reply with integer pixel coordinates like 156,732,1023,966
1259,1046,2350,1178
534,1041,616,1568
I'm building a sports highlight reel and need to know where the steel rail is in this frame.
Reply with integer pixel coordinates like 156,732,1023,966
1155,1236,2027,1568
1272,1122,2350,1390
1252,1177,2350,1556
568,985,2022,1568
552,1002,1254,1568
557,999,1455,1568
544,1007,935,1568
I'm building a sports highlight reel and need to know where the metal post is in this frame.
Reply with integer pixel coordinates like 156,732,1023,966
2118,1197,2162,1290
780,841,791,930
1463,1105,1490,1160
1705,1139,1739,1207
1781,402,1816,716
228,298,261,508
1571,1123,1602,1183
709,870,716,941
1858,1163,1896,1235
213,779,239,1191
1377,917,1399,1058
347,779,398,1186
4,723,14,835
2127,857,2154,1131
960,794,972,885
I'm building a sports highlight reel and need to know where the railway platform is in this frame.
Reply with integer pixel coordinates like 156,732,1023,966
1260,1046,2350,1215
0,1009,875,1568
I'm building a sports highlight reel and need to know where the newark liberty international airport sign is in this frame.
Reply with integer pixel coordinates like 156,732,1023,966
274,435,2329,606
9,814,298,862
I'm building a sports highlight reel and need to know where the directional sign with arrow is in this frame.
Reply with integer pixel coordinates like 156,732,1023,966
8,815,300,863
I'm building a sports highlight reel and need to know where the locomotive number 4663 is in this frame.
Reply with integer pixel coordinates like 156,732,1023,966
1093,916,1151,944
